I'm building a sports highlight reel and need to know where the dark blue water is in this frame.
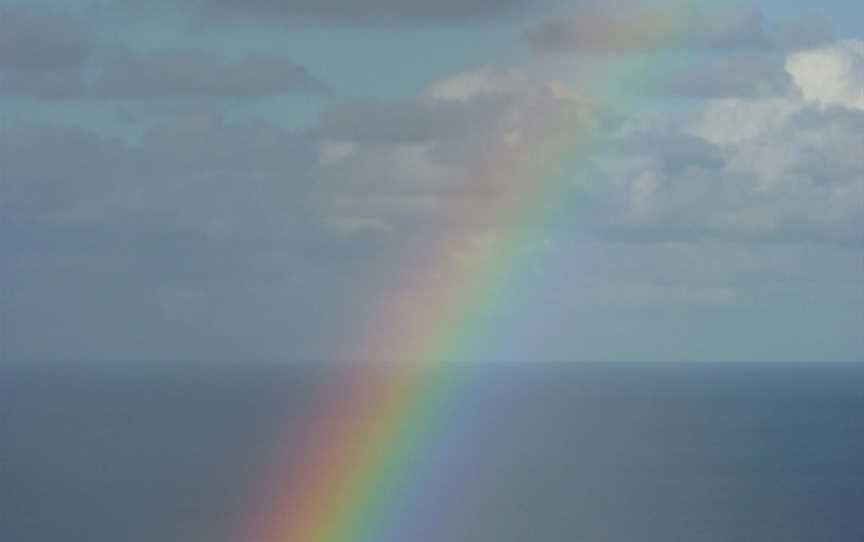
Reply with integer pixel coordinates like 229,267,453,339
3,362,863,541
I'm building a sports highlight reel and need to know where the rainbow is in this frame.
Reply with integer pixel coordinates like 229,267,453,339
245,2,716,540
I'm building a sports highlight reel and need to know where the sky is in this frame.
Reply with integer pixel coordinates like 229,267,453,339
1,0,863,362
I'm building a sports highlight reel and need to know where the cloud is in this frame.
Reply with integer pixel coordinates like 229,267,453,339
0,5,324,101
8,45,858,249
90,48,326,100
526,5,836,56
1,115,315,233
0,6,93,69
317,99,492,144
3,24,862,361
121,0,534,25
307,44,862,247
526,5,769,53
209,0,530,24
786,40,864,110
2,46,326,101
306,50,863,246
0,5,96,99
1,123,134,217
654,52,792,98
773,12,835,51
0,66,88,99
423,67,578,102
598,44,864,243
1,114,382,361
310,68,593,237
525,7,836,100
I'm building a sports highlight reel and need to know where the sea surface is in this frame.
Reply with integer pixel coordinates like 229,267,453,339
3,362,863,541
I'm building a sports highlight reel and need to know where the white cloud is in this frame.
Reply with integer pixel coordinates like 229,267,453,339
309,46,863,246
630,40,864,242
424,68,534,101
318,140,357,165
786,40,864,110
424,67,577,102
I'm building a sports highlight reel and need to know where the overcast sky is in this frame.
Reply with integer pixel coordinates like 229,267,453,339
2,0,862,362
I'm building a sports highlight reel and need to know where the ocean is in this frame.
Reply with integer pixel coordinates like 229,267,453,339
3,362,863,541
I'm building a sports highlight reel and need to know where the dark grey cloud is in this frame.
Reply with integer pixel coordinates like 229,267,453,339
0,66,88,99
0,6,93,69
0,6,95,99
1,116,318,236
118,0,537,25
0,81,567,361
1,123,135,216
1,116,397,361
139,114,315,174
787,107,864,186
197,0,533,24
317,98,503,144
640,133,726,175
308,74,592,236
0,5,324,101
1,47,326,101
525,5,778,54
90,48,326,100
773,12,836,51
655,53,793,98
526,6,835,56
